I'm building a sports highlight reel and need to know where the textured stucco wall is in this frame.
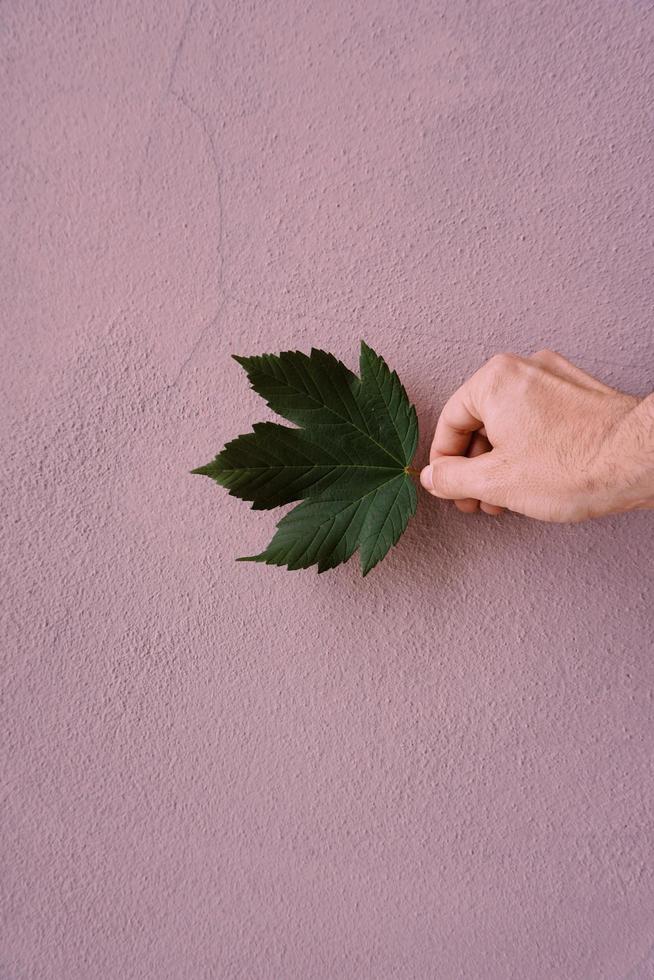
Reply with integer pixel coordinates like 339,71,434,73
2,1,654,978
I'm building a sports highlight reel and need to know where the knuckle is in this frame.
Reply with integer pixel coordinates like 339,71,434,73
534,348,562,366
488,352,518,374
486,353,522,382
430,459,450,494
484,353,521,397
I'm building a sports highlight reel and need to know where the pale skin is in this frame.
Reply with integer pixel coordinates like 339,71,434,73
420,350,654,522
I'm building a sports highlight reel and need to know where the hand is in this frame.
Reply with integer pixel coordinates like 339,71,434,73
420,350,654,522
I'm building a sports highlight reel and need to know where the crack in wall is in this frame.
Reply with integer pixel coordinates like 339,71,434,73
136,0,227,400
138,0,201,193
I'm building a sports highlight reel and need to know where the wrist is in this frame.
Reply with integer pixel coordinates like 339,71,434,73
604,394,654,515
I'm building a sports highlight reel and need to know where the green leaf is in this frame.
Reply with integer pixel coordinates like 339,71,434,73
193,341,419,575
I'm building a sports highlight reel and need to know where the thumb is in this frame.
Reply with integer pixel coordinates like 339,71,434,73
420,454,496,501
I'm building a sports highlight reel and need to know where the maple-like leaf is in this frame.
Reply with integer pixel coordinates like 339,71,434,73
192,341,419,575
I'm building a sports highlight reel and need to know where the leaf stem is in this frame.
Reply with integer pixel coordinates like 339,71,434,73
405,466,421,478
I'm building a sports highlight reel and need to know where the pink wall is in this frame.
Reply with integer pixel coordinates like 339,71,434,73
3,1,653,977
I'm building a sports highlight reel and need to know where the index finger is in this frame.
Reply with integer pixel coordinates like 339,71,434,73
430,375,485,461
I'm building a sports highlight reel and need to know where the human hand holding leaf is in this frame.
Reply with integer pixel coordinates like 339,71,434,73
192,341,419,575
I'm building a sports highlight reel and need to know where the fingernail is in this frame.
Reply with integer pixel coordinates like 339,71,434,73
420,465,433,491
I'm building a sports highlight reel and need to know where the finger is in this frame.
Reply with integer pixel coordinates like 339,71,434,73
467,432,492,458
467,433,504,514
480,501,503,516
430,355,524,461
452,432,492,513
430,377,485,461
421,453,500,503
529,349,615,394
454,498,480,513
